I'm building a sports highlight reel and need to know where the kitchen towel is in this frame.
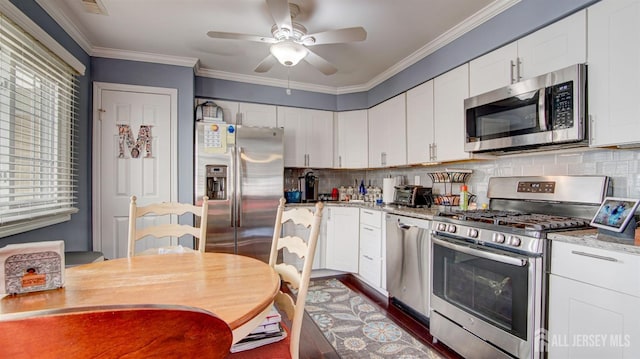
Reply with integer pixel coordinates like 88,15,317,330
383,178,395,204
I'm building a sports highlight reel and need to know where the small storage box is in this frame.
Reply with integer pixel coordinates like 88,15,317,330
0,241,65,295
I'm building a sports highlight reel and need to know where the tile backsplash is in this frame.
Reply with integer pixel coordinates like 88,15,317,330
285,148,640,206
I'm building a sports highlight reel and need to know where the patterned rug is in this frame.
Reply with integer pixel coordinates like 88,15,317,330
305,278,445,359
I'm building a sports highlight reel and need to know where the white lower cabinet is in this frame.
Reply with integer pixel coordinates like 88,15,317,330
358,209,384,290
281,207,326,270
325,206,359,273
548,241,640,358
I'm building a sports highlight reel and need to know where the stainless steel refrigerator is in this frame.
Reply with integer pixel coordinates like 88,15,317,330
194,121,284,262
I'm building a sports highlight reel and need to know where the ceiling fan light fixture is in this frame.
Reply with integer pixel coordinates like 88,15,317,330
270,41,308,67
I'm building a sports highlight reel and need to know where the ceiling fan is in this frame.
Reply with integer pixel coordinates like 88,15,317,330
206,0,367,75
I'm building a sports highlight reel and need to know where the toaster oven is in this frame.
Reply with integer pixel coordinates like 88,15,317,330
393,185,433,207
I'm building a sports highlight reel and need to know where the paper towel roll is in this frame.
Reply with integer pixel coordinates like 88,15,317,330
383,178,395,204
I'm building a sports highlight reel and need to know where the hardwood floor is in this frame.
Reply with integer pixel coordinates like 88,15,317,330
298,274,463,359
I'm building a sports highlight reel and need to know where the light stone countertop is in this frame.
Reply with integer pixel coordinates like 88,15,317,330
285,201,440,220
547,229,640,256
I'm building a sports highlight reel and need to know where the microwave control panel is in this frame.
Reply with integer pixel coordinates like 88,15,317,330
549,81,574,130
517,181,556,194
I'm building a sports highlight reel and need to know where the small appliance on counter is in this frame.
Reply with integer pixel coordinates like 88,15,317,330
298,171,319,203
284,190,301,203
393,185,433,208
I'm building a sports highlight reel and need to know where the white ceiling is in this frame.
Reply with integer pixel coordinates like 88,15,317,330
38,0,519,94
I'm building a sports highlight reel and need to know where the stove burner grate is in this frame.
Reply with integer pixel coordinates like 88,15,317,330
437,210,590,231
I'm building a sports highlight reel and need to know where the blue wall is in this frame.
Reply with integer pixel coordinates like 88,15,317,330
4,0,598,250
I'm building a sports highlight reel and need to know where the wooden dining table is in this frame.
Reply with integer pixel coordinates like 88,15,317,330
0,252,281,344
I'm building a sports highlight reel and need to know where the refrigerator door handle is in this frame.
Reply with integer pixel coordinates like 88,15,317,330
236,146,243,228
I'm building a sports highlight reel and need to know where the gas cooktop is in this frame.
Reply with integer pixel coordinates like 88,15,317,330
436,209,591,231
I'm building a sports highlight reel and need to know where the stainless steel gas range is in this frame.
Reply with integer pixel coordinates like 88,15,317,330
429,175,611,359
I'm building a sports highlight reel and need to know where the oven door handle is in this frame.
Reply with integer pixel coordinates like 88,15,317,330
432,237,527,267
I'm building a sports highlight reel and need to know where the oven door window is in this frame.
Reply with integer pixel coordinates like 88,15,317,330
466,89,541,141
432,240,529,340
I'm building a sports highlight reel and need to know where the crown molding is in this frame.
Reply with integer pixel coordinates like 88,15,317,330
34,0,519,94
35,0,93,54
362,0,520,91
92,47,199,68
195,67,338,95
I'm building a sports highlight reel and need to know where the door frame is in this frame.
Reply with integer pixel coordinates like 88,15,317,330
91,82,178,252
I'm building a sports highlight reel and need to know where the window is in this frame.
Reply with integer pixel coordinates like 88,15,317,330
0,13,79,237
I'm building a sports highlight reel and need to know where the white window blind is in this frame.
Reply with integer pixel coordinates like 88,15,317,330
0,12,79,237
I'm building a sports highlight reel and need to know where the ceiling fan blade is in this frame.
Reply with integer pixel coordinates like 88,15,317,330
266,0,292,32
207,31,276,44
304,49,337,75
303,27,367,45
254,54,278,73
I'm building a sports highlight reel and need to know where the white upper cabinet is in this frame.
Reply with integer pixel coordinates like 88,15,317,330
368,94,407,168
406,80,435,164
205,100,277,127
277,106,334,168
237,102,277,127
469,43,518,97
433,64,471,163
469,10,586,97
588,0,640,147
335,110,368,168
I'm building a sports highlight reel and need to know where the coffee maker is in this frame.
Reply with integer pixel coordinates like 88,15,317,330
298,171,319,202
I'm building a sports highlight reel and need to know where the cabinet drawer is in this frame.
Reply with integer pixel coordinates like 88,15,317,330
360,224,381,258
551,241,640,297
359,253,382,287
360,209,382,228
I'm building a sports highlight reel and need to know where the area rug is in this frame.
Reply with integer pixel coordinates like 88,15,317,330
305,278,445,359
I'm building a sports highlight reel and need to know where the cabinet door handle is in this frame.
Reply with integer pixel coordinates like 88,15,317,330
362,210,373,215
589,115,595,144
510,60,516,84
571,250,619,263
362,226,374,232
339,155,342,168
381,152,387,166
363,255,373,261
516,57,522,82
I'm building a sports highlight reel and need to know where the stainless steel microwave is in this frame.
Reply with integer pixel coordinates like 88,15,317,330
464,63,586,153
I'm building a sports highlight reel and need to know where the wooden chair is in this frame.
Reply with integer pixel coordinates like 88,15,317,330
0,304,232,358
127,195,209,257
229,197,324,359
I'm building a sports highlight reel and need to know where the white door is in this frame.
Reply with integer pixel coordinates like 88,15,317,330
92,83,177,259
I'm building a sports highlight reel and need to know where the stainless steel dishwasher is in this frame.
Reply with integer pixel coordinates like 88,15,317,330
385,213,431,319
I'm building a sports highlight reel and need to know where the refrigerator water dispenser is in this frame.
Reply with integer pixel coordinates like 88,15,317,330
206,165,227,200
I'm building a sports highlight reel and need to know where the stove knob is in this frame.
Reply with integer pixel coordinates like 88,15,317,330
447,225,457,234
508,236,521,247
493,233,506,243
468,228,479,238
437,223,447,231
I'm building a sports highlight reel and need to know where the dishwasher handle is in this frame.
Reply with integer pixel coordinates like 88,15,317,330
396,220,413,230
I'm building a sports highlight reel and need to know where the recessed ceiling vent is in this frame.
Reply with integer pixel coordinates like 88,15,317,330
81,0,108,15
